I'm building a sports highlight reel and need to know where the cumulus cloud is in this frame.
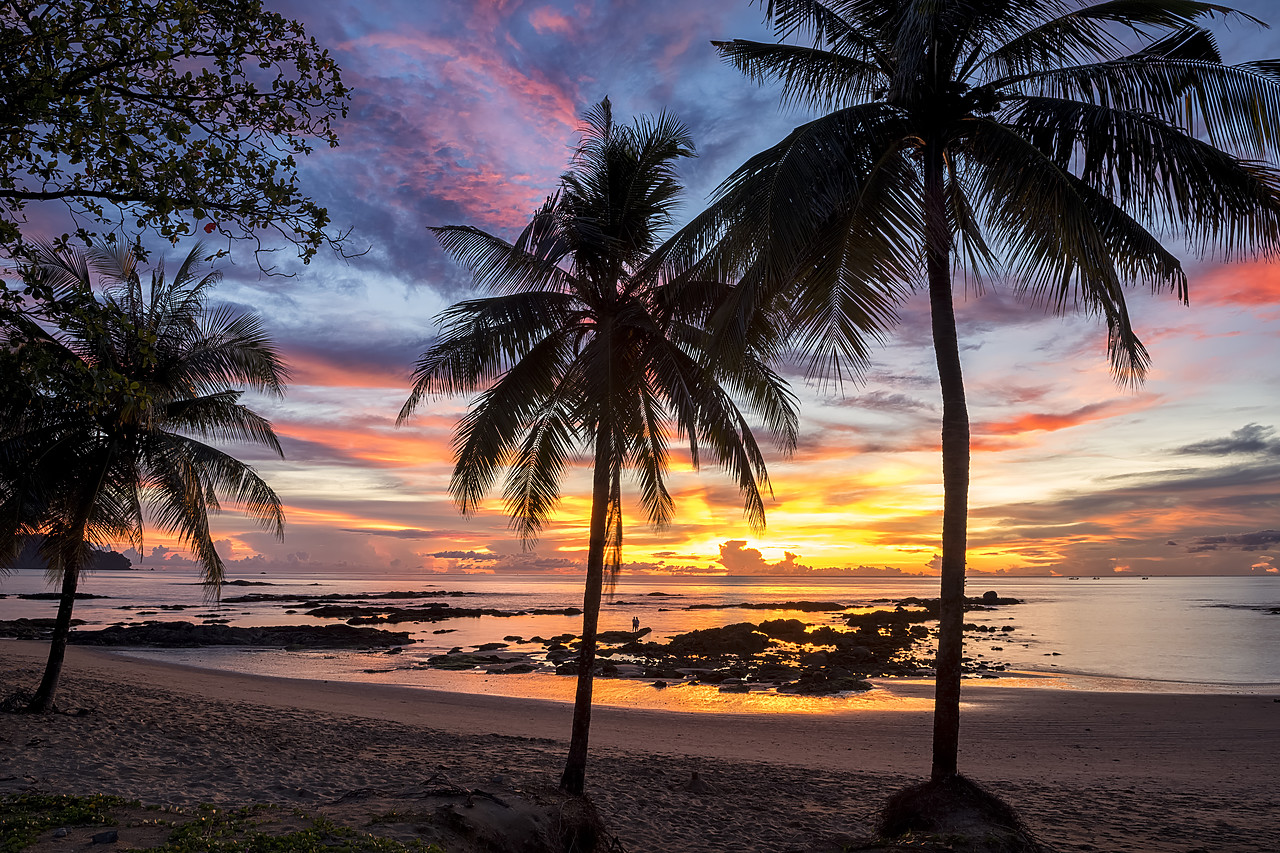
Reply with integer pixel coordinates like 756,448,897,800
716,540,810,575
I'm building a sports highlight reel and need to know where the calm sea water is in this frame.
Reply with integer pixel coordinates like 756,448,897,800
3,569,1277,707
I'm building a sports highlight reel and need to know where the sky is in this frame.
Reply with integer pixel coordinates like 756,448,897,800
25,1,1280,578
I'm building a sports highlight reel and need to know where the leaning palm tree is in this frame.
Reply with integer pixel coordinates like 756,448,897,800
0,241,287,713
400,99,797,795
672,0,1280,793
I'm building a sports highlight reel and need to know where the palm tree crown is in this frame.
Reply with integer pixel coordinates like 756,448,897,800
1,241,288,711
685,0,1280,786
401,98,797,794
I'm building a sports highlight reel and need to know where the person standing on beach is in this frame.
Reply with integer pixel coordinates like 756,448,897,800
632,616,640,634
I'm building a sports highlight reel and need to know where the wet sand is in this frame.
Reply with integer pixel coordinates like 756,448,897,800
1,641,1277,851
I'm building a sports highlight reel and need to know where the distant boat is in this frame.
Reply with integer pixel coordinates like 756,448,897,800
1068,576,1079,580
1091,576,1100,580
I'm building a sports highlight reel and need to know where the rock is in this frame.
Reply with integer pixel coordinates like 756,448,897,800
751,662,801,682
757,618,809,641
53,828,68,838
778,674,874,695
68,622,414,649
428,653,509,670
664,622,771,657
718,683,750,693
651,681,668,689
91,830,118,844
486,663,537,674
0,618,87,640
596,627,651,643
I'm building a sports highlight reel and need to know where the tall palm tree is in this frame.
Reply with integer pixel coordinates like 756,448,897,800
400,99,797,796
0,241,287,713
677,0,1280,784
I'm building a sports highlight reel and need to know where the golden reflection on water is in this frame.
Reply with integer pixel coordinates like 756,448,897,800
420,669,936,714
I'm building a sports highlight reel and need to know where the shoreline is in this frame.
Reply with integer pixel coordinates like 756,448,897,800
3,640,1278,769
4,644,1280,850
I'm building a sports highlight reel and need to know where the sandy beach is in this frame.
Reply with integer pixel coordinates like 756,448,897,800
1,640,1277,852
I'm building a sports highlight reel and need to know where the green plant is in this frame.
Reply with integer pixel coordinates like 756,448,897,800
0,794,130,853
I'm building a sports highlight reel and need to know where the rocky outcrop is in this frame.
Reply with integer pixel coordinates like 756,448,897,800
0,618,87,639
69,621,414,648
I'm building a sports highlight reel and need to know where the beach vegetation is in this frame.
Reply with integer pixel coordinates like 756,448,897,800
0,796,446,853
0,241,288,713
0,793,128,853
0,0,351,269
677,0,1280,806
399,97,797,796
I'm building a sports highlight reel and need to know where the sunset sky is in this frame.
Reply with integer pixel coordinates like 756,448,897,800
33,1,1280,577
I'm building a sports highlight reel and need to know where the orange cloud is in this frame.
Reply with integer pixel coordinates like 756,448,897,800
276,419,454,468
288,352,407,389
977,400,1126,436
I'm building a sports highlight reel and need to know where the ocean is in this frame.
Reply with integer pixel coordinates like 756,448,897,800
2,569,1277,709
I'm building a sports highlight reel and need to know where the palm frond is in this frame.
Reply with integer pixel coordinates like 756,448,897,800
714,39,887,111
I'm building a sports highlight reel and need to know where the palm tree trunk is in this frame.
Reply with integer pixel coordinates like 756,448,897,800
924,141,970,782
26,554,82,713
559,427,613,795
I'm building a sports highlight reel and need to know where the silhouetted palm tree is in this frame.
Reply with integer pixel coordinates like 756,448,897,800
1,242,287,712
678,0,1280,785
400,99,797,795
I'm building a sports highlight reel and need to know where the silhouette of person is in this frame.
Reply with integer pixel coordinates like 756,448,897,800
631,616,640,634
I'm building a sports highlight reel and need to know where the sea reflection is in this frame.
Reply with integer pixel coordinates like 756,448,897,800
6,569,1280,690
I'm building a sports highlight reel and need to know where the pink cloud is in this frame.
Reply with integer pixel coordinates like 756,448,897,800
528,6,575,35
1195,260,1280,308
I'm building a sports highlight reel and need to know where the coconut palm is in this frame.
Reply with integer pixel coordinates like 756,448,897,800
676,0,1280,786
400,99,797,795
0,241,287,713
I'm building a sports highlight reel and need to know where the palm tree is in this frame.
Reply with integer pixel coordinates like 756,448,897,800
400,99,797,796
679,0,1280,786
0,241,287,713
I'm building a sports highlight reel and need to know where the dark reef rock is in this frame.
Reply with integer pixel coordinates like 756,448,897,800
221,589,477,604
68,621,414,648
303,603,582,625
777,674,874,695
664,622,772,657
596,627,651,643
0,617,87,639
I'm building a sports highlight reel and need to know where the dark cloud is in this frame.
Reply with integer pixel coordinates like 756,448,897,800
847,390,936,414
1175,424,1280,457
429,550,499,561
1186,529,1280,552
